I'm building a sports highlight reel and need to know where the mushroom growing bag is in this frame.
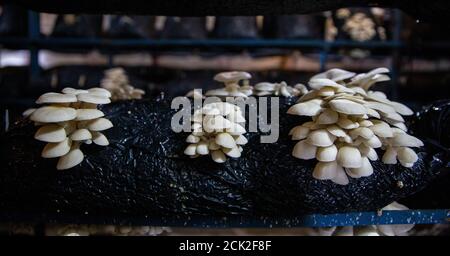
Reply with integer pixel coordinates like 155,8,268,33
0,96,445,225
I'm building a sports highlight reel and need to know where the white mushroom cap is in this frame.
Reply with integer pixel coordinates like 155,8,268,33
235,135,248,145
382,147,398,164
196,142,209,155
311,68,356,82
86,118,114,131
41,138,72,158
226,123,246,135
290,125,310,140
292,140,317,160
22,108,37,117
317,109,339,124
346,157,373,178
313,161,340,180
184,144,197,156
316,145,338,162
203,115,233,132
390,134,424,147
92,132,109,146
255,82,276,91
397,147,418,167
215,132,236,149
306,129,336,147
337,146,362,168
77,93,111,105
211,150,227,163
56,148,84,170
36,92,78,104
62,87,89,95
186,135,200,143
30,106,77,123
75,109,105,121
370,121,393,138
87,88,112,98
329,99,367,115
34,124,67,143
69,129,92,141
213,71,251,83
223,146,241,158
287,100,322,116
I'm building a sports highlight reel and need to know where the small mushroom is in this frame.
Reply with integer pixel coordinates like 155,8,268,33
77,93,111,105
306,129,336,147
316,145,338,162
215,132,236,149
30,106,77,123
34,124,67,143
287,100,322,116
329,99,367,115
390,134,424,148
92,132,109,146
337,146,362,168
292,140,317,160
75,109,104,121
311,68,356,82
56,147,84,170
213,71,251,84
382,146,398,164
86,118,114,131
41,138,72,158
36,92,77,104
313,161,340,180
69,129,92,141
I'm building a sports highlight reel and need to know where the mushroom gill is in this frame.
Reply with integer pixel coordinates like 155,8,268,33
27,87,113,170
288,68,423,185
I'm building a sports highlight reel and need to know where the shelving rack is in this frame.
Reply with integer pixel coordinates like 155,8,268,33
1,10,404,99
0,9,449,228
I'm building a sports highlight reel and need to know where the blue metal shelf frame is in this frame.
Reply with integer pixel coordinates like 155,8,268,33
0,9,449,228
12,10,406,100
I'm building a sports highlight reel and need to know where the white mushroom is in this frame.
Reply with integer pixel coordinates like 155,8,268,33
41,138,72,158
34,124,67,143
337,146,362,168
30,106,77,123
75,109,104,121
36,92,77,104
69,129,92,141
27,87,112,170
86,118,114,131
56,147,84,170
292,140,317,160
306,129,336,147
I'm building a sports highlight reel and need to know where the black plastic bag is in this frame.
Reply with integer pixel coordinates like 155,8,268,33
0,97,443,225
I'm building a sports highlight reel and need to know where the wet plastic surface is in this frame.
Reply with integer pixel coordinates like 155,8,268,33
0,96,445,225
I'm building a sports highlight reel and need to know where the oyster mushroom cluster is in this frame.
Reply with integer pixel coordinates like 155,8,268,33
342,12,376,42
100,67,145,101
288,68,423,185
254,81,308,97
184,102,247,163
205,71,253,98
26,88,113,170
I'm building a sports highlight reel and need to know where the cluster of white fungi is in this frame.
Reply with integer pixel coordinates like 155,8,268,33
288,68,423,185
100,67,145,101
24,88,113,170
